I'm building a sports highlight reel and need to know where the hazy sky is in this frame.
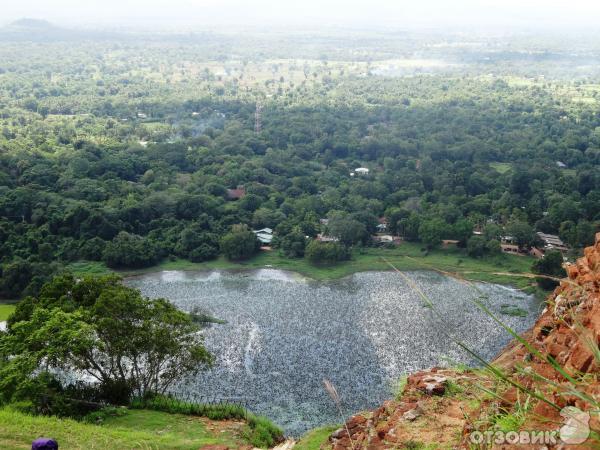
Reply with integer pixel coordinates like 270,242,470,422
3,0,600,30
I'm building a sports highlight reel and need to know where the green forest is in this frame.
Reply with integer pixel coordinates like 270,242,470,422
0,13,599,449
0,27,599,300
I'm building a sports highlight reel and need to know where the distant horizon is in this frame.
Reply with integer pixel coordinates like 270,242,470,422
3,16,599,36
3,0,600,33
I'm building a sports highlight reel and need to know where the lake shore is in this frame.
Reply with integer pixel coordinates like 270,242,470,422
69,241,544,295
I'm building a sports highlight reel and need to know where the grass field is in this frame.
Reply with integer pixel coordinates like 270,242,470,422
0,408,249,450
295,425,338,450
0,304,16,321
69,242,538,291
490,162,512,174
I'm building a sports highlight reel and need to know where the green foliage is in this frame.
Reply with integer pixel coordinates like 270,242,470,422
532,250,566,290
505,221,535,248
275,227,308,258
245,415,285,448
491,397,531,433
73,240,537,290
0,31,598,449
0,407,250,449
0,35,598,302
305,240,350,265
0,304,15,321
176,221,220,262
0,274,213,408
394,375,409,399
467,236,502,258
326,213,368,246
103,232,160,269
295,425,339,450
418,218,446,249
220,224,260,261
500,305,528,317
131,394,248,420
132,394,283,449
486,239,502,255
450,219,474,246
83,406,127,424
467,236,487,258
443,379,464,397
189,307,227,327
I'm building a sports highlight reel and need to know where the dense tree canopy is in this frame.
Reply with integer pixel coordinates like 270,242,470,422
0,36,598,298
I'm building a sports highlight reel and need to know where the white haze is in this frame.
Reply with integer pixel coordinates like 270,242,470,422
2,0,600,31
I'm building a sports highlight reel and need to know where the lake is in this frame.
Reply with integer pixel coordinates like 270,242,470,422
126,269,539,435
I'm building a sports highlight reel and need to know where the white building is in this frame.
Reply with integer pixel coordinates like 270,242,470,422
253,228,273,245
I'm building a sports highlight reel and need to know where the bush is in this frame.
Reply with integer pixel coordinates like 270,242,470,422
102,232,159,268
8,372,104,419
83,406,127,424
276,228,307,258
305,240,350,264
467,236,501,258
189,243,220,262
78,237,107,261
418,218,445,249
176,226,220,262
130,394,247,420
244,415,284,448
131,394,283,448
532,250,566,290
467,236,486,257
220,224,259,261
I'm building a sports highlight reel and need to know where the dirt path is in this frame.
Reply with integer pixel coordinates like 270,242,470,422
272,439,296,449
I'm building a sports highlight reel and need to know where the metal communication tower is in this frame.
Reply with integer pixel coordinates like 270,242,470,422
254,101,262,134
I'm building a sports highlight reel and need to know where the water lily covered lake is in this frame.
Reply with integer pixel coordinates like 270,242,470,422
126,269,539,435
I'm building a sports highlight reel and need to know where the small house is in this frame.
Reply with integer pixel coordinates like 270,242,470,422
226,185,246,200
501,243,521,255
442,239,460,248
373,235,401,246
354,167,369,176
253,228,273,245
317,233,339,243
536,232,569,253
376,217,388,232
501,236,517,245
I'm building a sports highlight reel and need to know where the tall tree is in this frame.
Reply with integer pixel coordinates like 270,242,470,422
220,224,259,260
0,274,212,403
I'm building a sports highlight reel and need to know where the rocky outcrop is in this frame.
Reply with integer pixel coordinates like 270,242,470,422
329,368,485,449
329,233,600,449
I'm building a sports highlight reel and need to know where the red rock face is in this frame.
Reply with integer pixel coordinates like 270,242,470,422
329,233,600,449
521,232,600,379
328,369,475,449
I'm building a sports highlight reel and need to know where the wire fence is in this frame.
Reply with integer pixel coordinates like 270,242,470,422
132,392,252,420
60,380,252,420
